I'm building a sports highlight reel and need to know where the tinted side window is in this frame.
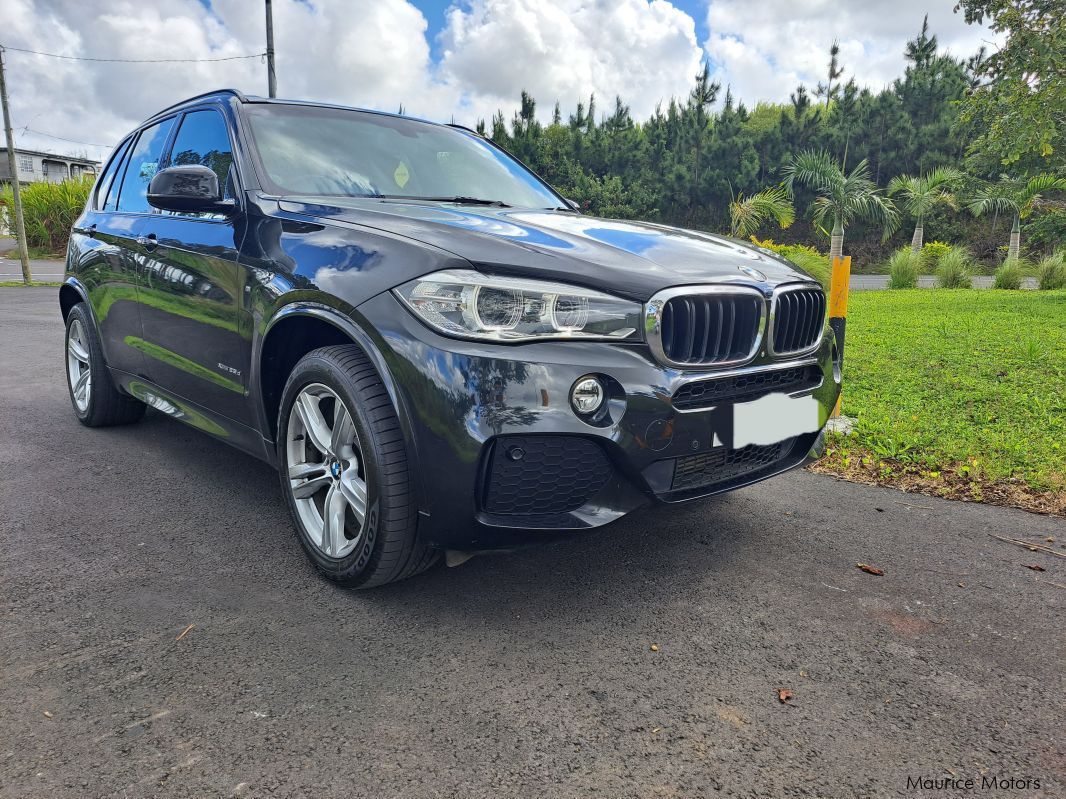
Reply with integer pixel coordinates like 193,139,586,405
169,109,235,197
115,117,176,214
104,143,134,211
94,138,131,210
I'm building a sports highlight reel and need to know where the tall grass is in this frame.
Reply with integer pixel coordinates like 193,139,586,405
887,248,921,289
993,259,1026,290
1035,251,1066,290
935,246,972,289
0,176,93,254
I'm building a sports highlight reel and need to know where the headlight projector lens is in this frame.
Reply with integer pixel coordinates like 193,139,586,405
571,376,606,415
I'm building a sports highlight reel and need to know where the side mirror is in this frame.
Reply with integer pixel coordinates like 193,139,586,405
148,164,235,214
564,198,581,212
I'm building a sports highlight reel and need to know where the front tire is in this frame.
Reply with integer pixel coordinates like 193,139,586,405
277,345,437,588
64,303,145,427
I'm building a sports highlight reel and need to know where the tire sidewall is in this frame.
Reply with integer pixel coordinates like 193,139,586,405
65,305,97,423
277,354,384,583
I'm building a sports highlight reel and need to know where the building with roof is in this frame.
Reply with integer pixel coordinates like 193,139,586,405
0,147,99,185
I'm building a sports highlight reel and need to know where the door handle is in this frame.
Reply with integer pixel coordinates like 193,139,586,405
137,233,158,252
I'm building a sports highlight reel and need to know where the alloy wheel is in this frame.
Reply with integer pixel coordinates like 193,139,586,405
66,318,92,413
285,383,369,559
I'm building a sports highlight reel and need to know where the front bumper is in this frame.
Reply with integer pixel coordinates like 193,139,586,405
358,292,841,549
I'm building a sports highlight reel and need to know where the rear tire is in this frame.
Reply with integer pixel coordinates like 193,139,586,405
277,345,438,588
64,302,146,427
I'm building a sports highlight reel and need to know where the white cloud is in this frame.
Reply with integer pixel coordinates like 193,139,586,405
704,0,1000,105
1,0,999,166
2,0,449,162
438,0,704,123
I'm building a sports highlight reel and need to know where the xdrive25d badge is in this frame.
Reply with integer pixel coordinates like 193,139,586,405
61,89,839,588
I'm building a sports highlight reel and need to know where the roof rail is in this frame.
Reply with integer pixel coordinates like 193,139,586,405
144,88,248,122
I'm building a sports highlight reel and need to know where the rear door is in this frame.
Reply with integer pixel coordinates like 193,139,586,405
132,107,252,425
68,133,147,376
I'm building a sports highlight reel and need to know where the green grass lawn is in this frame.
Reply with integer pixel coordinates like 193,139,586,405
821,289,1066,510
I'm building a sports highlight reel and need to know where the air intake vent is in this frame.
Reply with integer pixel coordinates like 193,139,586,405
770,286,826,356
649,288,764,367
672,364,823,411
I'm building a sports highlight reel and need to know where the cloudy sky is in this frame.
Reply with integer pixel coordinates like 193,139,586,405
4,0,997,163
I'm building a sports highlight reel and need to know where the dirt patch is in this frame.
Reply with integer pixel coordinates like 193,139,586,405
867,609,940,638
808,447,1066,517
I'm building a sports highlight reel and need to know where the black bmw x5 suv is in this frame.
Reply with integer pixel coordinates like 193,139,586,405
61,89,839,587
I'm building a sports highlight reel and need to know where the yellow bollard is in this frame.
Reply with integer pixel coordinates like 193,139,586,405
828,256,851,417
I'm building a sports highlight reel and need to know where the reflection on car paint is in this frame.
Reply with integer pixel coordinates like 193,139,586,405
126,380,230,438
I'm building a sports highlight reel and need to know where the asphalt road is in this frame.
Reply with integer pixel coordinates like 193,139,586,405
1,287,1063,799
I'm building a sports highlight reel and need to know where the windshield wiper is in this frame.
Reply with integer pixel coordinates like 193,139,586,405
379,195,512,207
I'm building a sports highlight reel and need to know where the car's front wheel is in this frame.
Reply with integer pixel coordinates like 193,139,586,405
277,345,437,588
64,303,146,427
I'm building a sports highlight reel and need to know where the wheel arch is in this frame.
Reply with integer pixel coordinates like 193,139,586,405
255,302,425,509
59,278,90,321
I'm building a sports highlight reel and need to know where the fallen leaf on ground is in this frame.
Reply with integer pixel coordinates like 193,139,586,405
958,582,966,588
857,563,884,576
777,688,793,704
649,643,659,652
42,711,52,719
1023,564,1046,572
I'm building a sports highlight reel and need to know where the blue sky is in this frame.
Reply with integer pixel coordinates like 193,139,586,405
416,0,710,60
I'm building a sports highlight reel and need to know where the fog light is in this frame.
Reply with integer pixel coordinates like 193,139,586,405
571,376,605,415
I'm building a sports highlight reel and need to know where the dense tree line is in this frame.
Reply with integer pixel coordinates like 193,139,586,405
471,15,1063,265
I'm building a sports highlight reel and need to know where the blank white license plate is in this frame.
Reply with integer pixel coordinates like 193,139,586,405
732,392,821,449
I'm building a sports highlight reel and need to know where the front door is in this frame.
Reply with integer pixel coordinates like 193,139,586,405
132,108,253,426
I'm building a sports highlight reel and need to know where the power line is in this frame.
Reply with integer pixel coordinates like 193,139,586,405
18,127,111,149
0,45,266,64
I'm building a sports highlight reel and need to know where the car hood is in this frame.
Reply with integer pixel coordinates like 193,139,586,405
277,196,815,301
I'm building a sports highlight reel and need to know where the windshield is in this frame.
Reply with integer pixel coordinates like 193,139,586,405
244,104,563,208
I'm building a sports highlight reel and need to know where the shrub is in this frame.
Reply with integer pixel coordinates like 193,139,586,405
934,246,972,289
921,240,952,271
749,237,830,287
782,249,830,288
993,260,1024,290
887,248,921,289
0,176,93,254
1035,251,1066,290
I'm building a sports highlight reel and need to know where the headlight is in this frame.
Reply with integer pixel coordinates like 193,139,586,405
393,269,642,342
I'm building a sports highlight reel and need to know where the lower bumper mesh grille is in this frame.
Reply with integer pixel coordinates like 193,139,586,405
671,438,796,492
481,435,612,515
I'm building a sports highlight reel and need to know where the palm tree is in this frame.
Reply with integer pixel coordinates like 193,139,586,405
968,174,1066,261
729,185,795,238
782,150,899,261
887,167,962,251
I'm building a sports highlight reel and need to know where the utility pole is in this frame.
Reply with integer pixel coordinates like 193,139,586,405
0,46,32,284
265,0,277,98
